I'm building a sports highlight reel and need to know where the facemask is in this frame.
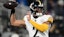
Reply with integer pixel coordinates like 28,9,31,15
33,12,43,18
36,13,42,16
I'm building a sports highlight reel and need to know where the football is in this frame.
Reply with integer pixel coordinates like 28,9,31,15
3,1,18,9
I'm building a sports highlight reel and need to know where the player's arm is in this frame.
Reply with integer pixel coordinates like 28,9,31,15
10,9,25,26
50,24,56,33
29,17,53,32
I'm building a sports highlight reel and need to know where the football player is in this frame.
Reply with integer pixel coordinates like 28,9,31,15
10,0,53,37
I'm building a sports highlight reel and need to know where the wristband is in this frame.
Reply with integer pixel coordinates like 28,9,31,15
10,9,15,17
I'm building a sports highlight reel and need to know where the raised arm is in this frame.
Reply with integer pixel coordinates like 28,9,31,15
10,9,25,26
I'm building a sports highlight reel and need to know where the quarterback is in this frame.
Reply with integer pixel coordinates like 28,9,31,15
10,0,53,37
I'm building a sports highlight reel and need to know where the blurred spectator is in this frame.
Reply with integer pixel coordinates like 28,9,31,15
48,0,64,37
54,0,64,16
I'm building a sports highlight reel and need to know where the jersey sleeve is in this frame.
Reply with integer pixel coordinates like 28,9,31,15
48,16,53,23
23,15,27,21
40,15,53,23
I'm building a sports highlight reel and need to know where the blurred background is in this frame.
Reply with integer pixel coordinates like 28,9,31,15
0,0,64,37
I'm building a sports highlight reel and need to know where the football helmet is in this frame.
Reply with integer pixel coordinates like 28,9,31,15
30,0,44,12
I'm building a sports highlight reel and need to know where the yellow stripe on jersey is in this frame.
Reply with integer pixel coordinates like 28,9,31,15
29,20,49,32
48,17,53,23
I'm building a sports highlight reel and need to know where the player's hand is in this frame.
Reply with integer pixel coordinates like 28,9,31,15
26,11,31,21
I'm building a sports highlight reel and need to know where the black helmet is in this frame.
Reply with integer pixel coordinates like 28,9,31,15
30,0,43,11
